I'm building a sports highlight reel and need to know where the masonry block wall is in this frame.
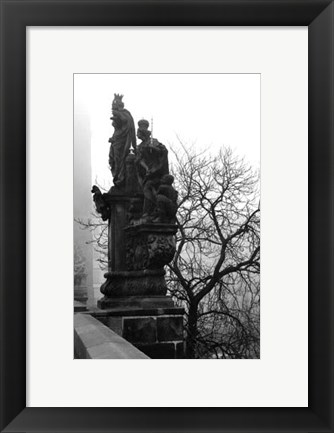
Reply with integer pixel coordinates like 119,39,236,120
93,307,185,359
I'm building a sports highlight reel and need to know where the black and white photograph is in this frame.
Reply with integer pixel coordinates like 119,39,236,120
74,73,260,359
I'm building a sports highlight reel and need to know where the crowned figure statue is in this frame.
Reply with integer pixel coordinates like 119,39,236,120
108,94,136,190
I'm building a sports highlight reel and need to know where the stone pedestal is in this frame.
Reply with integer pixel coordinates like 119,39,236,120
92,305,185,359
98,211,178,304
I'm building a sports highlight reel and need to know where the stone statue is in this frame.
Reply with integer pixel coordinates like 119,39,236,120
90,97,184,358
154,174,178,223
91,185,110,221
108,94,136,189
135,119,169,221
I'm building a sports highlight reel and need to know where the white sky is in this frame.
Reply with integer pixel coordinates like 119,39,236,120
74,73,260,186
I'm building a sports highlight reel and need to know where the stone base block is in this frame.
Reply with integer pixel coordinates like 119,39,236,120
92,304,185,359
97,295,175,310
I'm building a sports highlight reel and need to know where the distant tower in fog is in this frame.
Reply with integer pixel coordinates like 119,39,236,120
73,96,94,306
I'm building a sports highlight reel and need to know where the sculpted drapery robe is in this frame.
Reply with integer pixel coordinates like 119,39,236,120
109,108,136,188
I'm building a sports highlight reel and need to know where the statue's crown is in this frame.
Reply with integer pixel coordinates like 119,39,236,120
112,93,125,110
113,93,123,103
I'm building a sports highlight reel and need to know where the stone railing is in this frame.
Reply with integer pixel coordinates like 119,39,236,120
74,313,149,359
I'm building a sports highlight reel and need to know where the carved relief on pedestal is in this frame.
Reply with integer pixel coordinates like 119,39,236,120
147,233,176,269
125,234,149,271
125,225,177,272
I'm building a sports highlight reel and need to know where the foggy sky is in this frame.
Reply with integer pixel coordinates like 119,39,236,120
74,73,260,188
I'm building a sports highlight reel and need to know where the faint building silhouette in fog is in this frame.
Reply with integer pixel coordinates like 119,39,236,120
74,94,104,306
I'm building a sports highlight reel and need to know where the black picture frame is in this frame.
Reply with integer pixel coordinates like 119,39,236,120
1,1,333,432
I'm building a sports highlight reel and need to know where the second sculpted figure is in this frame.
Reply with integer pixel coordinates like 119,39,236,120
135,119,177,222
154,174,178,223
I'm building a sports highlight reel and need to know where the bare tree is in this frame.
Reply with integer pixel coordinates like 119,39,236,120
167,144,260,358
75,215,109,270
